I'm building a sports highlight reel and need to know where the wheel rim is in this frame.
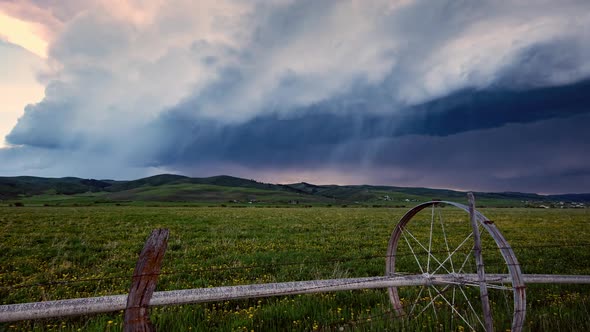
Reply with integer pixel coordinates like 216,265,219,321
386,201,526,331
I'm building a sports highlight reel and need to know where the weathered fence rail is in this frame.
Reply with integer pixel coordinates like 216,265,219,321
2,274,590,323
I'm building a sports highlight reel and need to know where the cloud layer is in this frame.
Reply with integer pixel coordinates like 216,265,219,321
2,0,590,193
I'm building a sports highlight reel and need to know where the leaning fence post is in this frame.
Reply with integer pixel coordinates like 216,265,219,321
124,228,169,332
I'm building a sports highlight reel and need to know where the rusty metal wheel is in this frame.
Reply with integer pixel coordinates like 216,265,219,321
386,199,526,331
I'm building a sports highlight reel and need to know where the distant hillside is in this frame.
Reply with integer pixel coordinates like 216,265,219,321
103,174,304,193
284,182,558,204
1,174,588,207
547,193,590,202
103,174,188,191
0,176,112,199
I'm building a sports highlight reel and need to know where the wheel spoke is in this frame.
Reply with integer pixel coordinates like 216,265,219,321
409,286,426,315
404,228,452,275
414,284,451,319
431,230,474,275
432,285,478,332
427,287,439,320
427,205,435,272
457,247,474,275
414,293,435,318
445,279,513,291
480,283,512,291
458,284,486,330
456,224,484,275
437,207,455,273
401,229,425,274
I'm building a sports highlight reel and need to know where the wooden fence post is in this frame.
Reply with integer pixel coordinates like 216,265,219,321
124,229,169,332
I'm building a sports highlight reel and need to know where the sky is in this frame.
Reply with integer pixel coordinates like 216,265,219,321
0,0,589,194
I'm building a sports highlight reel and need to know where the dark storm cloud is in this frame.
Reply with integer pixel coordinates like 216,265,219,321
136,79,590,193
152,79,590,166
2,0,590,193
161,112,590,194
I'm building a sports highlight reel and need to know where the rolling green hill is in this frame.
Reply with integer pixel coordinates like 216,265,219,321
0,174,588,207
0,176,113,198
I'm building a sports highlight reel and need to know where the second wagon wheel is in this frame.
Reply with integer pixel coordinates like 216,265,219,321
386,195,526,332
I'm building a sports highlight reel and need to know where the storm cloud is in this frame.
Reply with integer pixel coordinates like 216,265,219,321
1,0,590,193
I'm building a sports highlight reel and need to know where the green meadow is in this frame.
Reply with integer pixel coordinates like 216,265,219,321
1,206,589,331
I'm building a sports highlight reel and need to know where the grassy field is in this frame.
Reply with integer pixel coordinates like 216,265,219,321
1,206,589,331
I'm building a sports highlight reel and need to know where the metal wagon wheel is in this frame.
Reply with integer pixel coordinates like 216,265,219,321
386,196,526,332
